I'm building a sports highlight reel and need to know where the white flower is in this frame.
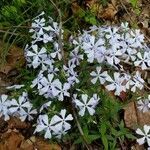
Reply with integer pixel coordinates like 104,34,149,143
63,60,76,76
105,27,120,40
39,33,53,43
9,94,32,115
121,22,129,31
51,109,73,133
34,114,54,139
120,33,135,54
40,56,53,71
26,45,47,68
137,97,150,113
40,101,52,113
70,47,83,65
50,42,62,60
130,71,144,92
134,52,149,70
31,71,43,89
92,94,100,107
52,81,70,101
49,22,60,35
136,125,150,146
90,66,108,84
67,71,79,86
74,94,99,116
131,29,144,48
19,107,37,122
82,35,104,63
105,27,120,48
39,74,55,96
47,64,59,76
95,46,106,63
106,47,122,66
0,94,11,121
123,73,131,90
105,72,126,96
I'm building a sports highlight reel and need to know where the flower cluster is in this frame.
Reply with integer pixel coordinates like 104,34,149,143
1,12,149,143
70,23,150,96
34,109,73,139
0,92,37,121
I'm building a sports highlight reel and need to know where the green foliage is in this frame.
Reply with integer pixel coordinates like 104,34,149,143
130,0,138,7
99,0,110,6
129,0,141,15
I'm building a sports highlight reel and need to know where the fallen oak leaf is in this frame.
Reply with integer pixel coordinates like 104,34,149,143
7,117,31,130
124,101,150,130
0,41,25,74
100,3,118,20
0,131,24,150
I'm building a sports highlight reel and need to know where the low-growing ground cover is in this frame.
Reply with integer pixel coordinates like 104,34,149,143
0,0,150,149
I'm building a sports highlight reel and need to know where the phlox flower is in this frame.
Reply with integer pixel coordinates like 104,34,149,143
106,47,122,66
51,109,73,135
34,109,73,139
137,97,150,113
52,80,70,101
26,45,47,68
90,66,108,84
47,64,59,76
74,94,99,116
131,29,144,48
30,18,47,35
34,114,55,139
0,94,11,121
40,101,52,113
63,60,76,76
39,74,55,97
82,35,104,63
105,72,126,96
130,71,144,92
19,107,37,121
134,52,149,70
120,22,129,31
50,42,62,60
31,71,43,89
136,125,150,146
69,47,83,65
9,94,32,115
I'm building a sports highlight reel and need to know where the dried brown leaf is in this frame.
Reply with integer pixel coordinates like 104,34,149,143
0,41,25,74
0,131,24,150
7,117,30,130
124,102,150,130
100,3,117,20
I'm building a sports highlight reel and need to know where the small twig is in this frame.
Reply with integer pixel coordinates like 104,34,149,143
0,26,31,29
71,104,91,150
120,60,150,71
118,137,126,150
0,29,27,37
49,0,65,64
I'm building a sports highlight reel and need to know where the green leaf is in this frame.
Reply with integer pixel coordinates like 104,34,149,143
73,136,83,144
100,122,106,135
101,135,108,150
86,134,100,144
126,134,136,139
130,0,137,7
